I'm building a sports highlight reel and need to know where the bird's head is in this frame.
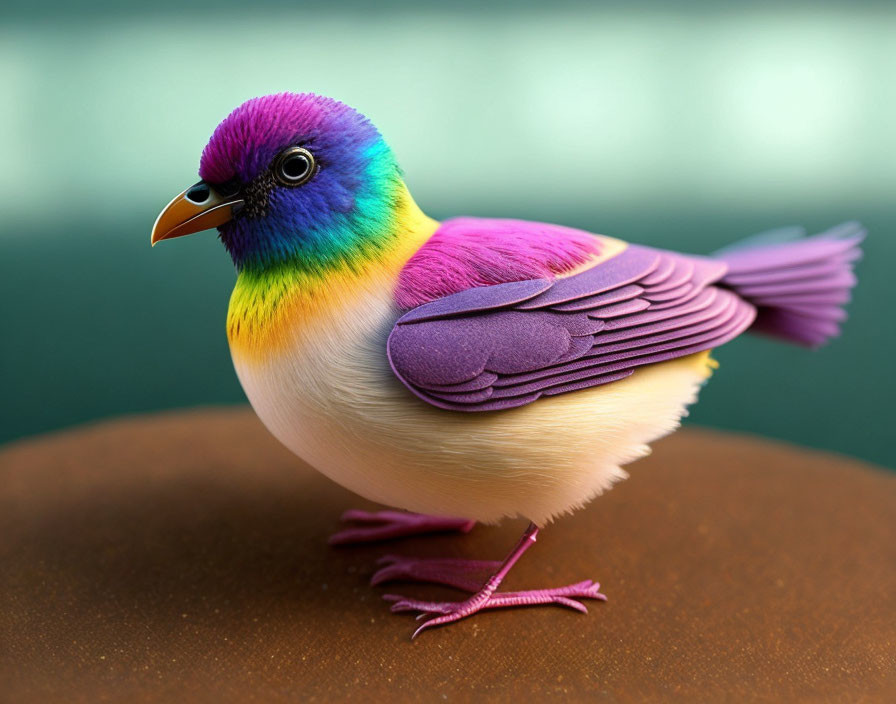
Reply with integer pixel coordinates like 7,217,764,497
151,93,407,271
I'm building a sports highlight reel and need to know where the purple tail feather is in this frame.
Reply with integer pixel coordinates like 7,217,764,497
717,222,864,347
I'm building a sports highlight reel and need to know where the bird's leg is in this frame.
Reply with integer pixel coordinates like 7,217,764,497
382,523,605,638
328,509,475,545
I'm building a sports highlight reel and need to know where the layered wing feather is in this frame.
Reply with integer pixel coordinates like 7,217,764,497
387,245,756,412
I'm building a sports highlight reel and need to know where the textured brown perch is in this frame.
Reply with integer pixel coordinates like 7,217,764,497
1,408,893,702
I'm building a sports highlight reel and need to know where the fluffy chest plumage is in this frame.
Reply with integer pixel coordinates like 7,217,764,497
228,267,716,525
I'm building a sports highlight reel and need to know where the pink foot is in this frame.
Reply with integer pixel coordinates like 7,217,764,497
372,555,502,592
385,579,606,624
378,523,607,638
328,510,475,545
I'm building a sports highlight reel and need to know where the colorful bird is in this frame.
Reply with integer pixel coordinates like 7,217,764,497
152,93,863,637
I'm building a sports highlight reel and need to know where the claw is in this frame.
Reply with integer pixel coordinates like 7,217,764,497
412,618,440,639
551,597,588,613
411,609,468,638
384,595,454,615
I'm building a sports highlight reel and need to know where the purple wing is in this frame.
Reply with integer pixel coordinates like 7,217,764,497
387,245,757,412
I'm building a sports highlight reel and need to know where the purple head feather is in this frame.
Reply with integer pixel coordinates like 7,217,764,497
196,93,404,271
200,93,383,184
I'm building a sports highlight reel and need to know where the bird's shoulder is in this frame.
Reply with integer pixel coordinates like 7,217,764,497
394,216,625,309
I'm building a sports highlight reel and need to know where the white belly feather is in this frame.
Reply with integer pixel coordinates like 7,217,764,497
232,281,715,525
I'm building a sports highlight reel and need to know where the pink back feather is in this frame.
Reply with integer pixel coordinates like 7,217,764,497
395,217,602,309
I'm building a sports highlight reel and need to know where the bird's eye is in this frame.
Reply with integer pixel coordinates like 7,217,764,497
273,146,315,187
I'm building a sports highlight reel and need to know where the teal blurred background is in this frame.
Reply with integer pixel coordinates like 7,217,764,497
1,1,893,467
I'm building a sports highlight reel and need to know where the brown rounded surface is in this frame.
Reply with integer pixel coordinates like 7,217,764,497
1,408,894,703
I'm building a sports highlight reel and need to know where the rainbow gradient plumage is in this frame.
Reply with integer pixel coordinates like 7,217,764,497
153,92,863,636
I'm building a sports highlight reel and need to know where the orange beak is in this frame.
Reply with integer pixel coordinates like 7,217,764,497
151,181,244,246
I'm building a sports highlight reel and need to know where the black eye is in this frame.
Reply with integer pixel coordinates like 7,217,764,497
273,146,315,186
